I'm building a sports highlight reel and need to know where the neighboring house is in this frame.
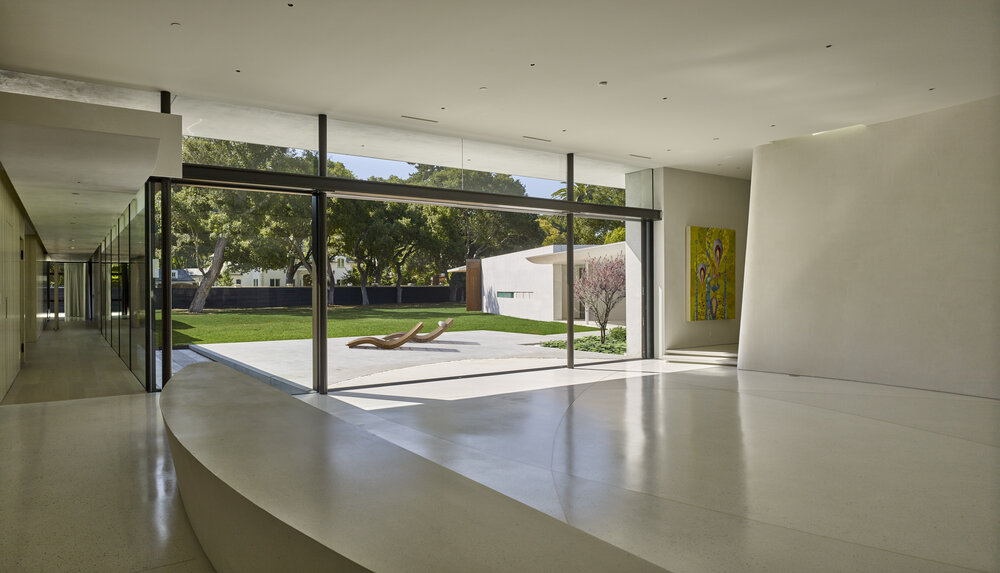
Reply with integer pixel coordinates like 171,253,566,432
477,242,626,325
229,255,355,287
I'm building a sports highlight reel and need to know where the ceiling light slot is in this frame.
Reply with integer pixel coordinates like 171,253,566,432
400,115,439,123
522,135,551,143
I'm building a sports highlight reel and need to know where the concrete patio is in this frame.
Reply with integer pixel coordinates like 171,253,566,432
189,330,620,392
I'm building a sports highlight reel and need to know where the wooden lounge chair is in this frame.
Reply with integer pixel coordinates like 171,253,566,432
385,318,453,343
346,322,423,349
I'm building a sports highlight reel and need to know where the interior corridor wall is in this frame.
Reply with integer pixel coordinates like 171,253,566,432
658,168,750,351
740,96,1000,398
0,169,26,400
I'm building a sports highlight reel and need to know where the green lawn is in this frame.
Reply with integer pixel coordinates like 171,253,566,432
159,303,596,345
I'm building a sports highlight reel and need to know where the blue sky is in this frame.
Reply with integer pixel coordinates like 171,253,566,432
328,153,565,199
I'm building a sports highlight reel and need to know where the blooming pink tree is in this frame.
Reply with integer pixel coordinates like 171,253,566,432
574,254,626,342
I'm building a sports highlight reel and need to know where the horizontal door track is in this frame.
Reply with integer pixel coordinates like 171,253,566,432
179,164,660,222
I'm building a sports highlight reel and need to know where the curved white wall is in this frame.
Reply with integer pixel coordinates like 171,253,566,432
740,97,1000,398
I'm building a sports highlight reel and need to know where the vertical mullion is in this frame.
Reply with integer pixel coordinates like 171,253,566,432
641,219,653,359
565,153,574,369
159,91,173,388
313,114,329,394
144,179,156,392
161,179,172,386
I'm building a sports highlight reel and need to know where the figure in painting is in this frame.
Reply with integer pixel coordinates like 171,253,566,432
689,226,736,321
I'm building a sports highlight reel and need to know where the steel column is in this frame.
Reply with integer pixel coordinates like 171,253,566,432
313,114,329,394
565,153,574,368
641,219,654,359
312,192,328,394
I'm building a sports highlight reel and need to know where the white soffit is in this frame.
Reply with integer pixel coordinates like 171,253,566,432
0,92,181,261
0,122,159,261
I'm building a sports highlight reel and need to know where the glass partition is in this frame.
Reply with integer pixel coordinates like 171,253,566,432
560,216,633,363
130,196,147,384
93,188,147,390
166,185,313,394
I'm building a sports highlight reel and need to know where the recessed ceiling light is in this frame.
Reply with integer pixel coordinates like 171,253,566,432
479,86,488,91
825,44,833,48
713,137,720,141
928,87,935,91
661,97,668,100
770,124,776,127
598,81,608,86
72,192,80,195
440,107,445,110
529,63,536,67
170,22,181,27
666,149,672,152
287,2,294,6
235,69,241,73
561,129,566,132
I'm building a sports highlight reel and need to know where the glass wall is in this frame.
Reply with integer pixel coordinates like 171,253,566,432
167,185,312,394
130,196,147,383
95,188,147,390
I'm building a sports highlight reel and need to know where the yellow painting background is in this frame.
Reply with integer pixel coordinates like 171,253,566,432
688,226,736,321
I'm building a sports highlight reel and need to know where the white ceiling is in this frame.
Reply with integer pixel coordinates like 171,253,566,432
0,0,997,181
0,121,160,261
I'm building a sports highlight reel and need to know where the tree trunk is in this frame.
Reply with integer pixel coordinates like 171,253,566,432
359,266,370,306
188,236,228,313
284,259,299,286
394,263,403,304
326,259,335,306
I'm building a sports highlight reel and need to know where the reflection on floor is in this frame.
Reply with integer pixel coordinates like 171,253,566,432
302,362,1000,572
0,324,213,572
2,321,143,405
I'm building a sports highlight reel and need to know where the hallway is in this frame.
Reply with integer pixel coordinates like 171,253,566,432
0,321,213,572
2,321,144,405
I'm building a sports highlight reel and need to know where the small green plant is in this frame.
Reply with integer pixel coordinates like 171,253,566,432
609,326,626,342
540,335,625,355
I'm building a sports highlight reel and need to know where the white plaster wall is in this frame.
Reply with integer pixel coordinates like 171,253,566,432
740,96,1000,398
659,168,750,351
481,246,564,321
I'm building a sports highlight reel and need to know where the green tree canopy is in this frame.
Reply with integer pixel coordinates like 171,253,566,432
539,183,625,246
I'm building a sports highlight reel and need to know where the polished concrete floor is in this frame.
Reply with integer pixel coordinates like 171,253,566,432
304,362,1000,572
2,321,145,405
0,324,214,572
3,323,998,571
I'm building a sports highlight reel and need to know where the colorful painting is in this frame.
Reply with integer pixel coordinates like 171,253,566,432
688,226,736,321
